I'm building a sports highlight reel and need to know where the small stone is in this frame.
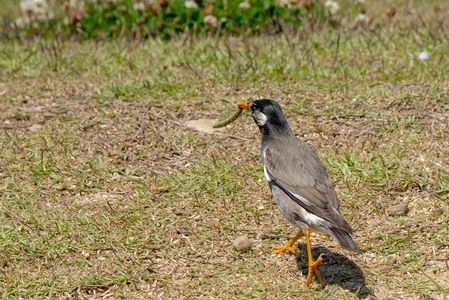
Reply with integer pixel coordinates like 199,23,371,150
418,51,429,61
384,254,398,264
429,292,449,300
54,184,67,191
29,124,42,133
232,235,252,252
386,202,409,216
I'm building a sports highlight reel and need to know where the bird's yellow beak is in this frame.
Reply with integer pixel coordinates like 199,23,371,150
238,101,250,110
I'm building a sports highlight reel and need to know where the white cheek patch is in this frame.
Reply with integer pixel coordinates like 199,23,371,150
253,111,267,126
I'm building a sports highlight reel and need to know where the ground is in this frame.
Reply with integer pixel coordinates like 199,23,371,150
1,5,449,300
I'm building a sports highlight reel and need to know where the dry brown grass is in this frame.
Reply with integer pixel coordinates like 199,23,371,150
1,5,449,298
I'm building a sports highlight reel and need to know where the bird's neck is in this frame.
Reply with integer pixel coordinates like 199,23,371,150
260,124,294,142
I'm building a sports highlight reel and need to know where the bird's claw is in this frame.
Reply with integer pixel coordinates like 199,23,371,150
305,253,325,286
272,244,297,255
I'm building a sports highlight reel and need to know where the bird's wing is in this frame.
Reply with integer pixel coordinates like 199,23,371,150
264,138,350,230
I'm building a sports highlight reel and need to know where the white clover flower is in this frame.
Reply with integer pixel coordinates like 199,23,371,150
276,0,290,7
18,0,53,24
20,0,48,16
133,2,145,11
20,0,36,14
355,13,369,24
418,51,429,61
184,0,199,10
204,15,218,27
239,1,250,10
357,0,365,4
325,0,339,15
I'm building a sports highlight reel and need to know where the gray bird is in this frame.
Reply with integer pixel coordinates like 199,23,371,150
238,99,360,286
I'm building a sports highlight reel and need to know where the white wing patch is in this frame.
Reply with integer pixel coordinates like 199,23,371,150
290,190,328,227
262,149,271,182
263,165,271,182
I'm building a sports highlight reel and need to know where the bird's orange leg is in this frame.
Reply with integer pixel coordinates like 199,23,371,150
272,232,304,255
305,227,324,286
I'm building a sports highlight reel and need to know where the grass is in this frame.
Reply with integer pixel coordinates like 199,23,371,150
1,4,449,300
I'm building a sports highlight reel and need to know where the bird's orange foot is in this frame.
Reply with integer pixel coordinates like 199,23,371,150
272,232,303,255
272,244,297,255
305,253,324,286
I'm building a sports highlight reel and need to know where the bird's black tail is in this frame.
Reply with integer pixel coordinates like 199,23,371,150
330,227,361,253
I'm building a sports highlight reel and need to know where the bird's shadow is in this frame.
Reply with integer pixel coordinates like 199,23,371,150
296,244,372,299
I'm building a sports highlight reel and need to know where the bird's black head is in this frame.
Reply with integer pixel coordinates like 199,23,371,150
248,99,293,137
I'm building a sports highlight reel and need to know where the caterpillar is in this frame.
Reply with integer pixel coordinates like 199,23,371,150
213,108,243,128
